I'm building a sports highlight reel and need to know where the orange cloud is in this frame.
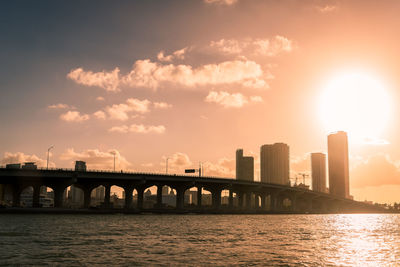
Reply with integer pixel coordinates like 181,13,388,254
59,111,90,122
157,47,187,62
204,0,238,5
60,148,131,170
153,102,173,109
67,67,120,92
48,103,74,109
104,98,151,121
109,124,166,134
1,152,55,168
210,36,295,56
68,59,269,91
205,91,263,108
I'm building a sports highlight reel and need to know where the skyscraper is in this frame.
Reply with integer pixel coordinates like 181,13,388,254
260,143,289,185
236,149,254,181
327,131,350,198
311,152,326,193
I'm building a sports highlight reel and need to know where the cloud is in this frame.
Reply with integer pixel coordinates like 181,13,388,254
68,59,269,91
204,0,238,5
0,152,55,168
203,158,235,178
96,96,105,101
351,154,400,188
315,5,337,13
157,47,187,62
60,111,90,122
167,152,193,167
60,148,131,170
104,98,151,121
48,103,74,109
153,102,173,109
67,67,121,92
205,91,263,108
210,36,295,57
93,110,106,120
109,124,166,134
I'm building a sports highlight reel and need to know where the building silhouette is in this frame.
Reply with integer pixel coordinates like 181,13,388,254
260,143,289,185
236,149,254,181
327,131,350,198
311,152,326,193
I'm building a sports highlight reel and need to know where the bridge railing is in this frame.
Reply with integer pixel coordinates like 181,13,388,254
0,166,235,180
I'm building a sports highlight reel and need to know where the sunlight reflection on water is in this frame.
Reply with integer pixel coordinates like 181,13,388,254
0,214,399,265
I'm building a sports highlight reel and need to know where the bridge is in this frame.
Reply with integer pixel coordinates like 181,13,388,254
0,167,383,213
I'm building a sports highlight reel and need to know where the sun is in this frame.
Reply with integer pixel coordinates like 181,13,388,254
319,71,391,144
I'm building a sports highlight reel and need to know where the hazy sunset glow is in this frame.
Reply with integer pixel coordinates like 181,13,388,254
319,71,391,143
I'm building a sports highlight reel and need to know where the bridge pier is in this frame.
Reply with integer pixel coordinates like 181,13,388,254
137,187,144,210
261,194,266,210
228,190,233,209
245,192,251,210
124,186,134,209
12,185,20,207
212,188,221,210
156,185,163,208
176,187,184,210
238,192,244,208
83,188,91,209
197,187,202,208
254,193,260,209
104,185,111,208
53,186,66,208
32,185,41,208
270,192,278,212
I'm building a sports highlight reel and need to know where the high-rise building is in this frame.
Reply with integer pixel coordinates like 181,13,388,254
311,152,326,193
260,143,289,185
236,149,254,181
328,131,350,198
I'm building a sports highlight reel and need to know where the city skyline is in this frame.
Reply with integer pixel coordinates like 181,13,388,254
1,0,400,204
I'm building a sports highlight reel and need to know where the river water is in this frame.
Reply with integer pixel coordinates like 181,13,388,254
0,214,399,266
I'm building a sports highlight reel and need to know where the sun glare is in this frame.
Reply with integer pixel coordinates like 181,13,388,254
319,71,391,144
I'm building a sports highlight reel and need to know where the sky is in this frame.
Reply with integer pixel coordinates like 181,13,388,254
1,0,400,204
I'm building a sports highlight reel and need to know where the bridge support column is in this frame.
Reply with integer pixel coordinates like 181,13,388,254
124,187,134,209
245,192,251,210
270,192,278,211
238,192,243,208
212,189,221,210
261,194,266,210
12,185,20,207
291,194,297,212
83,188,91,208
156,185,163,208
197,187,202,208
104,185,111,208
176,187,184,210
228,190,234,209
53,186,65,208
137,187,144,210
32,185,41,208
254,194,259,209
0,184,4,203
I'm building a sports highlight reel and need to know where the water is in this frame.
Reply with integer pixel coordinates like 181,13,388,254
0,214,399,266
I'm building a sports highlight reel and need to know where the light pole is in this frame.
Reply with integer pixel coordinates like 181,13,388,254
166,157,170,174
47,145,54,170
111,152,116,172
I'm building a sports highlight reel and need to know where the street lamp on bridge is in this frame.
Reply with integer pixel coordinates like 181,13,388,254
47,145,54,170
